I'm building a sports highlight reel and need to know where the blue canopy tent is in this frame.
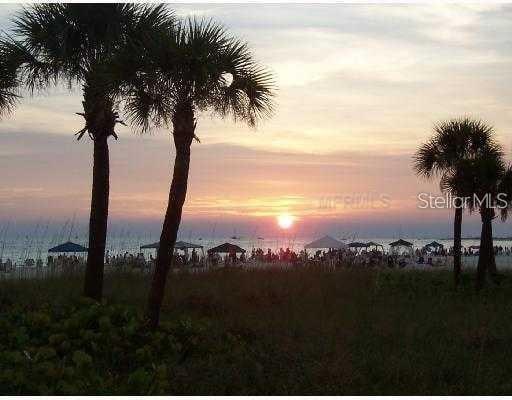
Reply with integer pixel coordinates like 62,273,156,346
48,241,87,253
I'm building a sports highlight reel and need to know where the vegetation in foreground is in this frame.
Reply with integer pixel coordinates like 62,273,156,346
2,268,512,395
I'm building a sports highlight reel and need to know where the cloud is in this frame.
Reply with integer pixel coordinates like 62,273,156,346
2,4,512,236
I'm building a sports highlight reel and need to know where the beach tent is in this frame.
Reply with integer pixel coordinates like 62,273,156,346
175,241,203,250
366,241,384,251
140,240,204,266
304,235,347,250
208,243,246,254
389,239,414,256
389,239,413,247
348,242,368,254
48,241,87,253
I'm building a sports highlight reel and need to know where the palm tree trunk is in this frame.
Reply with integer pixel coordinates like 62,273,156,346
453,206,462,287
476,206,494,290
84,136,109,300
146,103,194,328
487,209,498,284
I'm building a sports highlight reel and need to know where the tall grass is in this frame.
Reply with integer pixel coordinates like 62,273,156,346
2,268,512,394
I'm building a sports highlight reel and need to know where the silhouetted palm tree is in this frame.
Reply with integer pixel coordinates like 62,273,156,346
125,19,275,327
2,4,172,300
413,118,500,286
449,148,512,289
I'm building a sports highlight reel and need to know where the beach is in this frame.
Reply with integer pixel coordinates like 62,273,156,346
2,235,509,265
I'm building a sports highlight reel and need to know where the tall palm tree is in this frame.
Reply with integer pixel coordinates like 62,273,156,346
2,4,172,300
451,148,511,289
413,118,499,286
125,19,274,327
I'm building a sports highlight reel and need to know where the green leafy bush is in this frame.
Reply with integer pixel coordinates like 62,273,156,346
0,297,243,395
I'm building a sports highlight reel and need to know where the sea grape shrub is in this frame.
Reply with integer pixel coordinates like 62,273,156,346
0,299,247,395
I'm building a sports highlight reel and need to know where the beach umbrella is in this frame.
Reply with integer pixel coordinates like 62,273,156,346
48,241,87,253
304,235,347,249
208,243,246,254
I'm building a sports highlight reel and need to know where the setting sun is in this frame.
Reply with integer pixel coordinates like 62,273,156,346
277,214,295,229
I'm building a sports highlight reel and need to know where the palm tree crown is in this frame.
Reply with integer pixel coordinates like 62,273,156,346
446,148,512,216
413,117,502,197
2,4,173,137
414,118,499,178
11,5,169,86
124,18,275,131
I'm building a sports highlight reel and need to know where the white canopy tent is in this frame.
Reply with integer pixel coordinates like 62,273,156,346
304,235,347,250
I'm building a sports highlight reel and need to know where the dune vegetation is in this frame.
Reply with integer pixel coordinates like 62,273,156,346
2,268,512,395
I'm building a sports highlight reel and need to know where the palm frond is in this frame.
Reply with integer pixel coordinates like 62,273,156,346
499,165,512,222
0,36,22,117
124,16,275,131
413,139,444,178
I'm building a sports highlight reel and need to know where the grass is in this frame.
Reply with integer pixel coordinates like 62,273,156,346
2,267,512,394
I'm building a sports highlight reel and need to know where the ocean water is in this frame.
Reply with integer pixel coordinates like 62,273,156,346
0,233,507,265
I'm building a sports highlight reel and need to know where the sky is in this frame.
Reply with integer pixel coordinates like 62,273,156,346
2,3,512,238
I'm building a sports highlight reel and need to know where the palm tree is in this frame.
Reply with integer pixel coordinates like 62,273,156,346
2,4,172,300
413,118,500,286
125,19,274,327
452,148,511,289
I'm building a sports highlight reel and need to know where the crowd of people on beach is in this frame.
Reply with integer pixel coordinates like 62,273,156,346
3,243,512,272
47,254,86,269
489,246,512,256
106,251,149,268
208,247,386,268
